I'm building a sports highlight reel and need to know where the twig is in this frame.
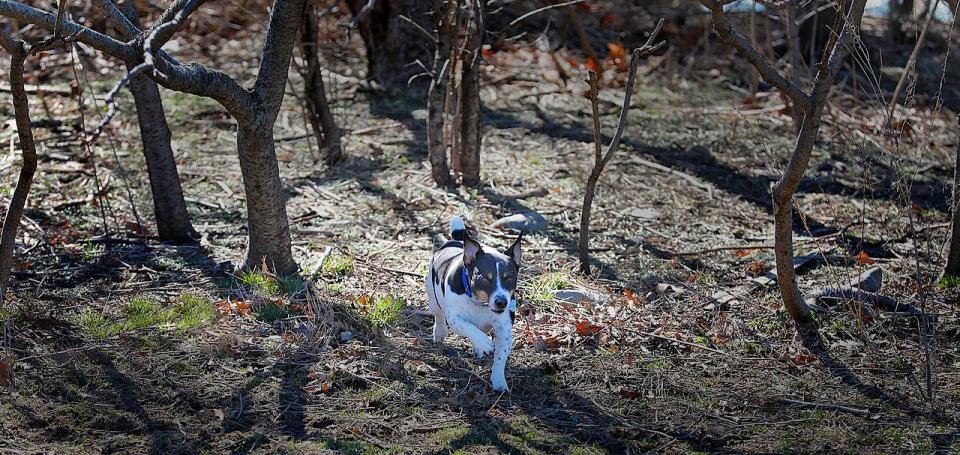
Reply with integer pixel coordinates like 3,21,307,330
623,156,712,194
887,0,941,121
509,0,586,27
776,398,874,417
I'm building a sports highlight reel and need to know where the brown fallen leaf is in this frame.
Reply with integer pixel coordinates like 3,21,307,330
575,320,602,336
856,251,876,265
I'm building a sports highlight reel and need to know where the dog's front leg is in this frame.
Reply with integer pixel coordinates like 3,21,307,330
448,316,494,358
490,320,512,392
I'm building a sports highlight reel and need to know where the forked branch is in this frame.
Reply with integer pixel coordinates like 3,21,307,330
578,19,665,275
696,0,813,113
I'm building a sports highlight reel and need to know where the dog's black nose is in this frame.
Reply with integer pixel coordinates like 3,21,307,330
493,296,508,309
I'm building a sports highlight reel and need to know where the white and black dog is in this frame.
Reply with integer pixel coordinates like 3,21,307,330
425,216,521,392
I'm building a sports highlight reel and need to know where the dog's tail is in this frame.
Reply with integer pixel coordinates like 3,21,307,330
450,216,467,241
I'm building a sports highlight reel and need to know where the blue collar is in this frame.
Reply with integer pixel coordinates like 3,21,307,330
461,268,473,298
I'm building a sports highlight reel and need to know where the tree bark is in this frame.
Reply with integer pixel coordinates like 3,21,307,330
579,169,601,275
347,0,434,92
300,2,342,164
459,7,481,187
126,69,197,242
427,0,452,186
0,38,35,297
943,117,960,278
236,123,297,275
237,0,305,275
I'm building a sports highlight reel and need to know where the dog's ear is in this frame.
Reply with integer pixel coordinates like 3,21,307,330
506,232,522,265
463,235,482,267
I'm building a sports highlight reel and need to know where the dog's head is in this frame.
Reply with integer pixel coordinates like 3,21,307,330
462,233,522,313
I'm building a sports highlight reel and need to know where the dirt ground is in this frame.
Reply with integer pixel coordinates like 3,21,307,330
1,6,959,454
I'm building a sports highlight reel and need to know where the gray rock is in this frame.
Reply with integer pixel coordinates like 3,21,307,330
491,211,548,233
552,288,606,304
846,266,882,293
628,207,662,220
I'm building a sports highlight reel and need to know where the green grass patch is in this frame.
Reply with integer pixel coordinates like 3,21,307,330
938,274,960,289
172,293,215,329
366,294,404,329
237,270,306,295
644,358,670,371
525,272,573,304
321,253,354,276
78,310,115,339
256,300,290,322
239,270,282,295
78,294,213,339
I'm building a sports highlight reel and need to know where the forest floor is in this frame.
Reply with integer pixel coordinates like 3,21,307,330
1,12,960,454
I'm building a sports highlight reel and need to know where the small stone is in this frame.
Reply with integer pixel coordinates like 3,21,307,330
847,266,882,293
491,211,548,233
628,207,662,220
340,331,354,342
410,109,428,121
655,283,683,294
552,289,606,304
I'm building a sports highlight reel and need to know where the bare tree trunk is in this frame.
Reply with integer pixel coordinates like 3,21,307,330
943,117,960,278
126,65,197,242
889,0,915,44
443,0,462,180
579,168,602,275
0,37,36,297
459,7,481,187
772,114,820,326
115,0,197,242
236,123,297,275
427,0,452,186
699,0,867,333
347,0,434,92
300,2,342,164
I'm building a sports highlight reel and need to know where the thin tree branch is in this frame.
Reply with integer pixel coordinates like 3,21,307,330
579,18,666,275
0,32,38,300
509,0,586,27
697,0,813,113
93,0,142,40
887,0,940,120
600,19,666,168
142,0,205,58
0,1,135,60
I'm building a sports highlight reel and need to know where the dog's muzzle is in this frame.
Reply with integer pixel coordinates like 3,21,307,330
491,296,508,313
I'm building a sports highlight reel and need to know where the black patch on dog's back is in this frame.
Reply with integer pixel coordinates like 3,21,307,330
432,241,466,297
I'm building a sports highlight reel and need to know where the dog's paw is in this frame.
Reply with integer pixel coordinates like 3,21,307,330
473,337,494,358
491,374,509,392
